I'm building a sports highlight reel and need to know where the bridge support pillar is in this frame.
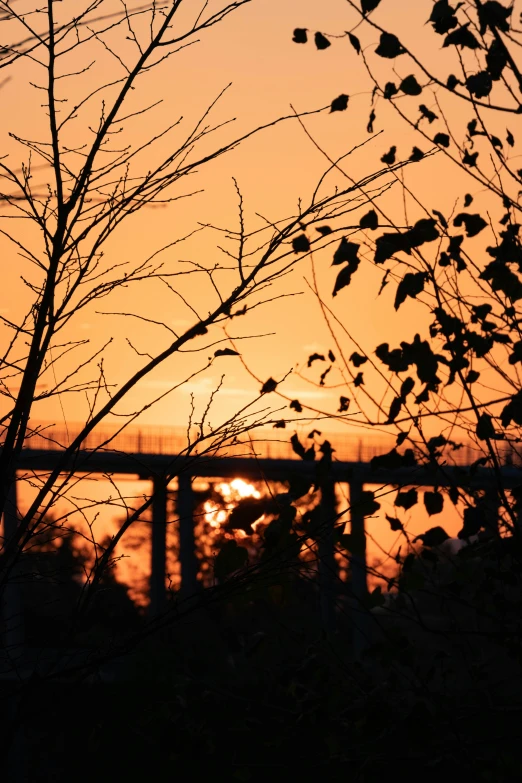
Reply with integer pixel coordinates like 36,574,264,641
2,477,25,653
318,478,336,635
177,473,199,599
149,477,168,618
349,472,369,658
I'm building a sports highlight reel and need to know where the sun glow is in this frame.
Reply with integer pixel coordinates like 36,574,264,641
203,478,261,528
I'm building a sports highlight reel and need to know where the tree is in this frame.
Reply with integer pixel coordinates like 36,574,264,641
0,0,401,686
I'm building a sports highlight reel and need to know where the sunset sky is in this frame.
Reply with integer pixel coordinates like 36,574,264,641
0,0,484,437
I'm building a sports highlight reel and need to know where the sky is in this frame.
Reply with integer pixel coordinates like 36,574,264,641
0,0,479,437
1,0,510,596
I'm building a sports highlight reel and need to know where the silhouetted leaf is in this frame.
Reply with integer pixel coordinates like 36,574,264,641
507,129,515,147
361,0,381,14
423,491,444,516
261,377,278,394
462,149,479,167
415,525,449,546
477,1,512,35
292,234,310,253
316,225,333,236
273,420,286,429
381,145,396,164
290,399,303,413
372,448,416,469
432,209,448,228
354,372,364,387
464,193,473,206
395,488,418,510
444,24,479,49
453,212,487,237
307,352,325,367
315,32,331,50
319,366,331,386
447,73,459,90
350,351,368,367
429,0,459,35
214,348,240,357
360,209,378,230
476,412,495,440
367,108,376,133
466,369,480,383
486,38,507,80
383,81,398,99
347,32,361,54
466,71,493,99
328,349,336,362
396,431,409,447
400,75,422,96
386,514,404,531
449,485,459,505
338,396,350,412
418,104,438,123
293,28,308,44
214,540,248,580
434,132,450,147
387,396,402,423
331,94,349,113
332,237,360,265
394,272,426,310
355,490,381,516
228,497,266,533
375,32,404,58
409,146,425,161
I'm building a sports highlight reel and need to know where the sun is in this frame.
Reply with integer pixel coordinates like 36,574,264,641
203,478,261,528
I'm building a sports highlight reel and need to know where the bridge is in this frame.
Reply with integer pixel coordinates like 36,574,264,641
4,422,521,626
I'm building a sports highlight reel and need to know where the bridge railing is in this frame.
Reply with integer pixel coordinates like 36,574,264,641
12,421,517,467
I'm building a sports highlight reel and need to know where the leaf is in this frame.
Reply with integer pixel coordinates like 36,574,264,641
214,348,240,357
354,372,364,387
273,420,286,429
228,497,266,533
292,234,310,254
261,377,278,394
477,1,512,35
443,24,480,49
316,225,333,236
330,94,349,113
307,352,325,367
350,351,368,367
381,146,396,165
290,433,306,459
396,431,409,446
314,32,331,50
447,74,459,90
486,38,508,80
371,448,416,470
476,412,495,440
319,366,331,386
347,32,361,54
429,0,459,35
359,209,378,230
453,212,487,237
395,489,418,510
387,396,402,424
462,149,479,167
332,265,357,296
292,28,308,44
414,525,449,546
432,209,448,229
332,237,360,265
361,0,381,13
507,129,515,147
289,399,303,413
367,109,376,133
466,71,493,99
449,486,460,505
375,32,404,58
418,104,438,123
386,514,404,532
423,490,444,516
383,81,398,99
400,75,422,96
466,369,480,383
214,540,248,581
394,272,426,310
354,490,381,517
338,396,350,412
409,146,424,161
328,349,336,362
464,193,473,206
433,132,450,147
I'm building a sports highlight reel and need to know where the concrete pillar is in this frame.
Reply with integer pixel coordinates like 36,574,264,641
349,471,369,658
149,477,167,618
2,477,25,653
318,477,336,635
177,472,199,599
